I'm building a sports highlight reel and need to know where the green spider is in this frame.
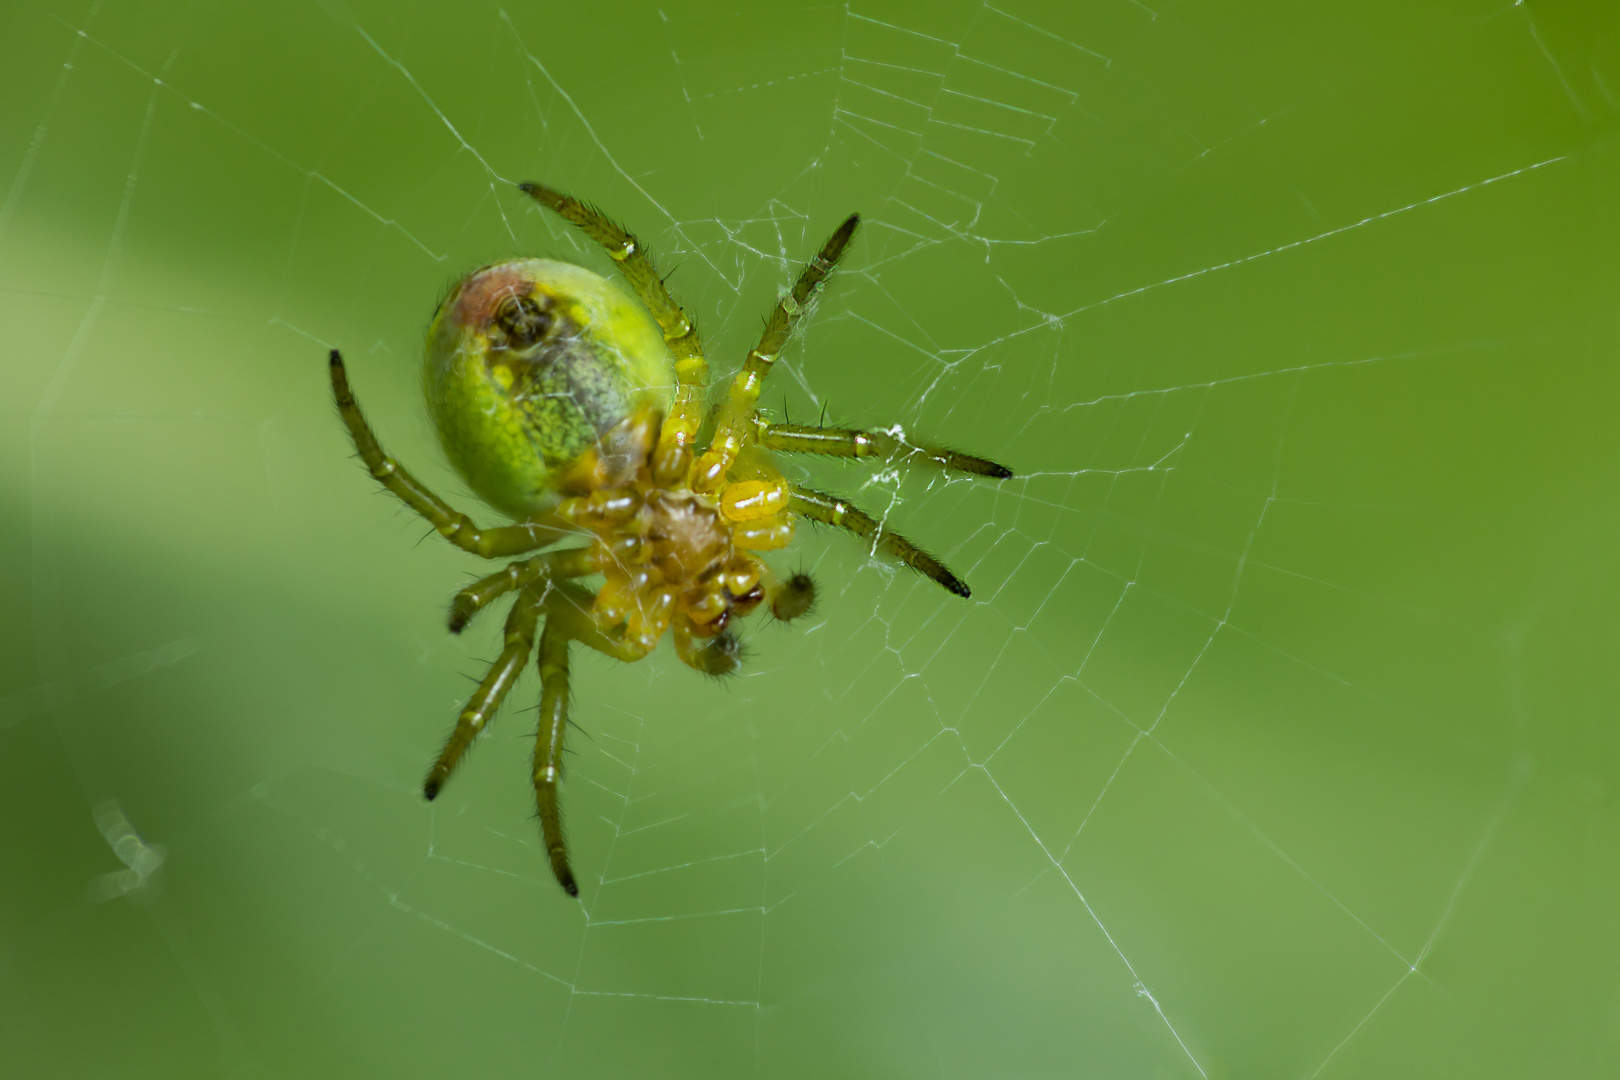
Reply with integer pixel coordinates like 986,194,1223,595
329,182,1012,896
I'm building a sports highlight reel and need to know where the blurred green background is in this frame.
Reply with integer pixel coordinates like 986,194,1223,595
3,0,1618,1076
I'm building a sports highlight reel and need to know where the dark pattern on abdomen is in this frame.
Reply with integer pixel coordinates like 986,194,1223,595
512,329,633,469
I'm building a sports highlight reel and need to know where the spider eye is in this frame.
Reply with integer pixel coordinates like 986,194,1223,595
492,294,552,348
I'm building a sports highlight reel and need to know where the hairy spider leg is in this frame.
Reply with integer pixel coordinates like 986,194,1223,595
425,585,542,800
518,182,709,485
448,546,602,633
758,422,1013,480
330,350,566,557
788,485,971,598
525,582,671,896
693,214,861,490
427,547,612,801
534,616,576,895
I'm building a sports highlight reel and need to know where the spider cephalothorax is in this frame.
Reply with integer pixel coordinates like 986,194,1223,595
330,182,1011,896
554,406,783,673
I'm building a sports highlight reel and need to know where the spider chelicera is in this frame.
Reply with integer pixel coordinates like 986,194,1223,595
329,182,1012,896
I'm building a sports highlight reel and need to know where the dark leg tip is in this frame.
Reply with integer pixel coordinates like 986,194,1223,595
550,852,578,896
953,452,1012,479
423,779,441,801
328,348,343,367
941,572,971,599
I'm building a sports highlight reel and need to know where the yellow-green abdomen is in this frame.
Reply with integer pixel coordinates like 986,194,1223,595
423,258,673,519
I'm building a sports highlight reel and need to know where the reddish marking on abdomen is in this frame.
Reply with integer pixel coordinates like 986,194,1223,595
451,262,530,329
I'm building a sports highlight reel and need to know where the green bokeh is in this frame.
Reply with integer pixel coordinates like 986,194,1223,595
3,1,1618,1077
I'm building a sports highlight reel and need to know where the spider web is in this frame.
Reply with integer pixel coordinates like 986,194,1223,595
5,0,1619,1076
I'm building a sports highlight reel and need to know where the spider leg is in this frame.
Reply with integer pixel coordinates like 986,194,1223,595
330,350,566,558
533,616,577,896
424,586,543,800
787,484,971,598
540,583,659,662
518,182,708,484
694,214,861,490
448,547,601,633
758,422,1012,480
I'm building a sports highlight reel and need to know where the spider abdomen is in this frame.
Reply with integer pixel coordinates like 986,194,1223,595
423,259,673,519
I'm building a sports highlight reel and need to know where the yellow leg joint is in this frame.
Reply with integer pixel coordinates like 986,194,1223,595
720,480,789,522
